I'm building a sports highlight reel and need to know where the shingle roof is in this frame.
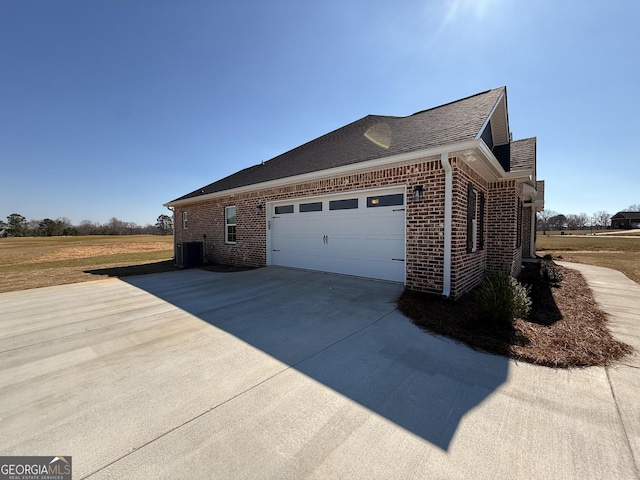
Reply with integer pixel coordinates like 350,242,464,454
510,137,536,172
170,87,505,202
612,211,640,219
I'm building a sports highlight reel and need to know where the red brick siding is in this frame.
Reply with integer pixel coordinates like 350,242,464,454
486,180,523,277
174,156,524,298
175,157,449,294
450,159,489,298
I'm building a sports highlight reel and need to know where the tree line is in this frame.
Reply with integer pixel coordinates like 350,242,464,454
0,213,174,237
537,204,640,233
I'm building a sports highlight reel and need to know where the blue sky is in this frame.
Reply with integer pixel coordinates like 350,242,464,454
1,0,638,226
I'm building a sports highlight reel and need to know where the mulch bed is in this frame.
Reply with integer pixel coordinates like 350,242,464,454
398,262,634,368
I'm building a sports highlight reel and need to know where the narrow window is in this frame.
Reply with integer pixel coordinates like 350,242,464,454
466,184,484,253
299,202,322,212
329,198,358,210
367,193,404,207
275,205,294,214
225,206,236,243
182,211,188,229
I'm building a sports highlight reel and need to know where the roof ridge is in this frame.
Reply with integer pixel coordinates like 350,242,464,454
409,86,505,117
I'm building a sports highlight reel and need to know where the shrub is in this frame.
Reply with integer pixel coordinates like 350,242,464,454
541,259,564,286
476,272,532,327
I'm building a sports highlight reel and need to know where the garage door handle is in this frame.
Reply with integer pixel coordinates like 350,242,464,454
392,258,405,261
393,208,405,212
273,249,280,252
323,235,328,245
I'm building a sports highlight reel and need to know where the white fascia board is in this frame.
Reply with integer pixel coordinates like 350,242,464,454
164,140,481,208
505,169,534,181
164,139,522,208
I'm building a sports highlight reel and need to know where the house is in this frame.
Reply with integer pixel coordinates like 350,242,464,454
165,87,544,299
611,212,640,229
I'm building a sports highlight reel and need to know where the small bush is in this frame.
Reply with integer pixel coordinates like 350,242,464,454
541,259,564,286
476,272,532,327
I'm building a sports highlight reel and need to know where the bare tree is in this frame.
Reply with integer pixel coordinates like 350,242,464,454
576,212,589,230
566,212,589,230
566,214,580,230
537,210,556,234
627,204,640,211
593,210,611,229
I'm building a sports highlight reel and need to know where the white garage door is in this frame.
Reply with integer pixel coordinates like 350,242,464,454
268,188,406,282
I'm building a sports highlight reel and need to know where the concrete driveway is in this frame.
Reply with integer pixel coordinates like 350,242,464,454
0,267,638,479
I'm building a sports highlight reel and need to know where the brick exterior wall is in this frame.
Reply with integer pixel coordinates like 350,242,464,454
486,180,523,277
174,156,525,299
450,159,488,298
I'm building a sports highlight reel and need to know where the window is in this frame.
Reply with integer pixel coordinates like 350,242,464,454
225,206,236,243
299,202,322,212
182,211,188,229
329,198,358,210
275,205,294,214
466,184,485,253
367,193,404,208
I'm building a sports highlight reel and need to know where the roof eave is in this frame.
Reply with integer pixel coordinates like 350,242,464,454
164,138,529,208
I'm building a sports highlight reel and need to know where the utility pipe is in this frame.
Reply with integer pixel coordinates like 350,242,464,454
441,153,452,297
530,207,537,258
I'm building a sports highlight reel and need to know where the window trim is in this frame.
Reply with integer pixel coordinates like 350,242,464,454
182,211,188,229
225,206,237,244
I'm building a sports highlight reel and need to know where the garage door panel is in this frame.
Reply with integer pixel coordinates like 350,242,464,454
270,189,405,282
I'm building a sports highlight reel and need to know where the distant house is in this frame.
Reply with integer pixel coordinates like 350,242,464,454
165,87,544,299
611,212,640,229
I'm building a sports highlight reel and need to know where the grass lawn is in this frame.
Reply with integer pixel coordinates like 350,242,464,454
0,235,176,293
536,233,640,284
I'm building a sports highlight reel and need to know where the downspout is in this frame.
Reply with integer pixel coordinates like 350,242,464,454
166,206,176,261
530,207,537,258
441,153,452,297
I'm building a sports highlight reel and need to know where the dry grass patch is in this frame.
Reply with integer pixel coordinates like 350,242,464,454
536,233,640,284
398,262,634,368
0,235,175,292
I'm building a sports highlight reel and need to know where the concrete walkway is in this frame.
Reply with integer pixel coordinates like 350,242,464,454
0,265,639,479
558,261,640,475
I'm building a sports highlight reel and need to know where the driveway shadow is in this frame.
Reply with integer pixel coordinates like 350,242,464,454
122,267,509,451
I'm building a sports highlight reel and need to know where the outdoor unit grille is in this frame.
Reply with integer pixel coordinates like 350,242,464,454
175,241,203,268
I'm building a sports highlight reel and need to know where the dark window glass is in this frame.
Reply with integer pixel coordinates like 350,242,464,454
225,206,236,243
299,202,322,212
367,193,404,207
329,198,358,210
227,225,236,243
275,205,294,214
